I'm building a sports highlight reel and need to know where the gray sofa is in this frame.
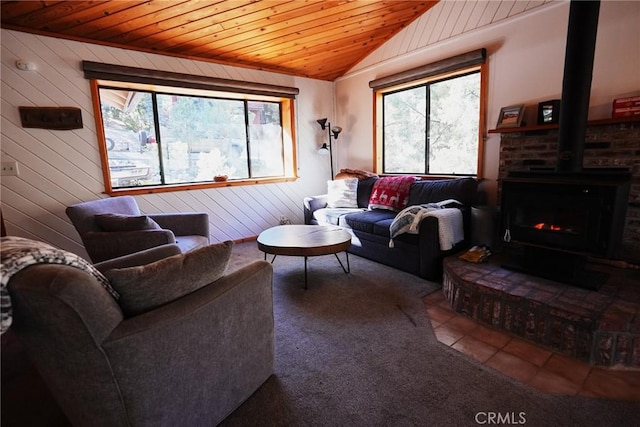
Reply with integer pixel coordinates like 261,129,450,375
7,242,274,426
304,177,480,281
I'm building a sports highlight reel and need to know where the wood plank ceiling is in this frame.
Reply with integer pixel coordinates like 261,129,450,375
0,0,439,81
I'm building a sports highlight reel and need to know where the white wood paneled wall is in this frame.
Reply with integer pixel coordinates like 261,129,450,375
350,0,555,72
1,29,334,259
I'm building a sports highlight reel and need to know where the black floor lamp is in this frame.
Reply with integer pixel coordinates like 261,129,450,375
317,118,342,179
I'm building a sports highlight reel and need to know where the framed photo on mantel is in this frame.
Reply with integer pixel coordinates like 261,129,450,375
537,99,561,125
496,105,525,128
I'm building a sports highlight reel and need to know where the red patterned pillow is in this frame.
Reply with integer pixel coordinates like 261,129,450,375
368,176,416,211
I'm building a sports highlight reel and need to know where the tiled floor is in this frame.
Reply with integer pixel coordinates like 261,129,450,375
424,290,640,401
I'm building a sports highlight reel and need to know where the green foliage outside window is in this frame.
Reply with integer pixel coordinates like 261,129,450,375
98,87,285,189
382,71,480,175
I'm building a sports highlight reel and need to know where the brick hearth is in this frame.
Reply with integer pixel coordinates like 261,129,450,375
442,256,640,368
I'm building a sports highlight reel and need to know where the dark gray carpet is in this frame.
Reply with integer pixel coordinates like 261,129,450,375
222,242,640,427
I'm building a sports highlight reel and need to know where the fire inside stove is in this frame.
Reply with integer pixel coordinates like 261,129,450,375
530,222,579,234
534,223,561,231
518,208,584,236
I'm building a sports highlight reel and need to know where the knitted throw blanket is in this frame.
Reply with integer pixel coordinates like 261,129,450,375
0,236,118,334
389,203,464,251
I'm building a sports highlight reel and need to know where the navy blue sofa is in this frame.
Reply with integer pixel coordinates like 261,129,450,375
304,177,481,281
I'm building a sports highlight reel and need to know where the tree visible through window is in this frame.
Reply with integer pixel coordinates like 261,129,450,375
98,86,287,190
381,70,480,176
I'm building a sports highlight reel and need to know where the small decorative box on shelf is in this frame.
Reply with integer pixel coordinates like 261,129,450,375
612,96,640,118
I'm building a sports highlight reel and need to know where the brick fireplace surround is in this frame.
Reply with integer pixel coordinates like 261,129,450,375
443,121,640,368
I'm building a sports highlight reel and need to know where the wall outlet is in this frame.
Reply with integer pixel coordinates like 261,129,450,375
1,161,19,176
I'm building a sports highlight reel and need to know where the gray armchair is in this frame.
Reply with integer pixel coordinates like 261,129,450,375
66,195,210,263
7,244,274,427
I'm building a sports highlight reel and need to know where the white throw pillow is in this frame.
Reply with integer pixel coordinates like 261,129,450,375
327,178,358,208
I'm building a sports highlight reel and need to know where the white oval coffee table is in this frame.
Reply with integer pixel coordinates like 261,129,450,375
257,225,351,289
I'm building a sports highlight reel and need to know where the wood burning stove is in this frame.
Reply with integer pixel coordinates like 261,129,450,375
496,1,634,290
500,170,630,289
501,171,630,257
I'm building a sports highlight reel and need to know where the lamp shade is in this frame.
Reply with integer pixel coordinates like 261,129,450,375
318,143,330,155
317,118,328,130
331,126,342,139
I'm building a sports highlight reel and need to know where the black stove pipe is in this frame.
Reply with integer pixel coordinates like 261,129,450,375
556,0,600,173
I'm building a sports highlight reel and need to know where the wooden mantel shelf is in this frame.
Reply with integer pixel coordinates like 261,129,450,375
488,115,640,134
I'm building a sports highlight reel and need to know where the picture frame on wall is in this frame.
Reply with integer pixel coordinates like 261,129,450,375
496,105,525,128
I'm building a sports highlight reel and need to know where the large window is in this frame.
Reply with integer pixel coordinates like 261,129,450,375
98,86,288,190
382,71,480,175
84,62,298,194
372,49,486,177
